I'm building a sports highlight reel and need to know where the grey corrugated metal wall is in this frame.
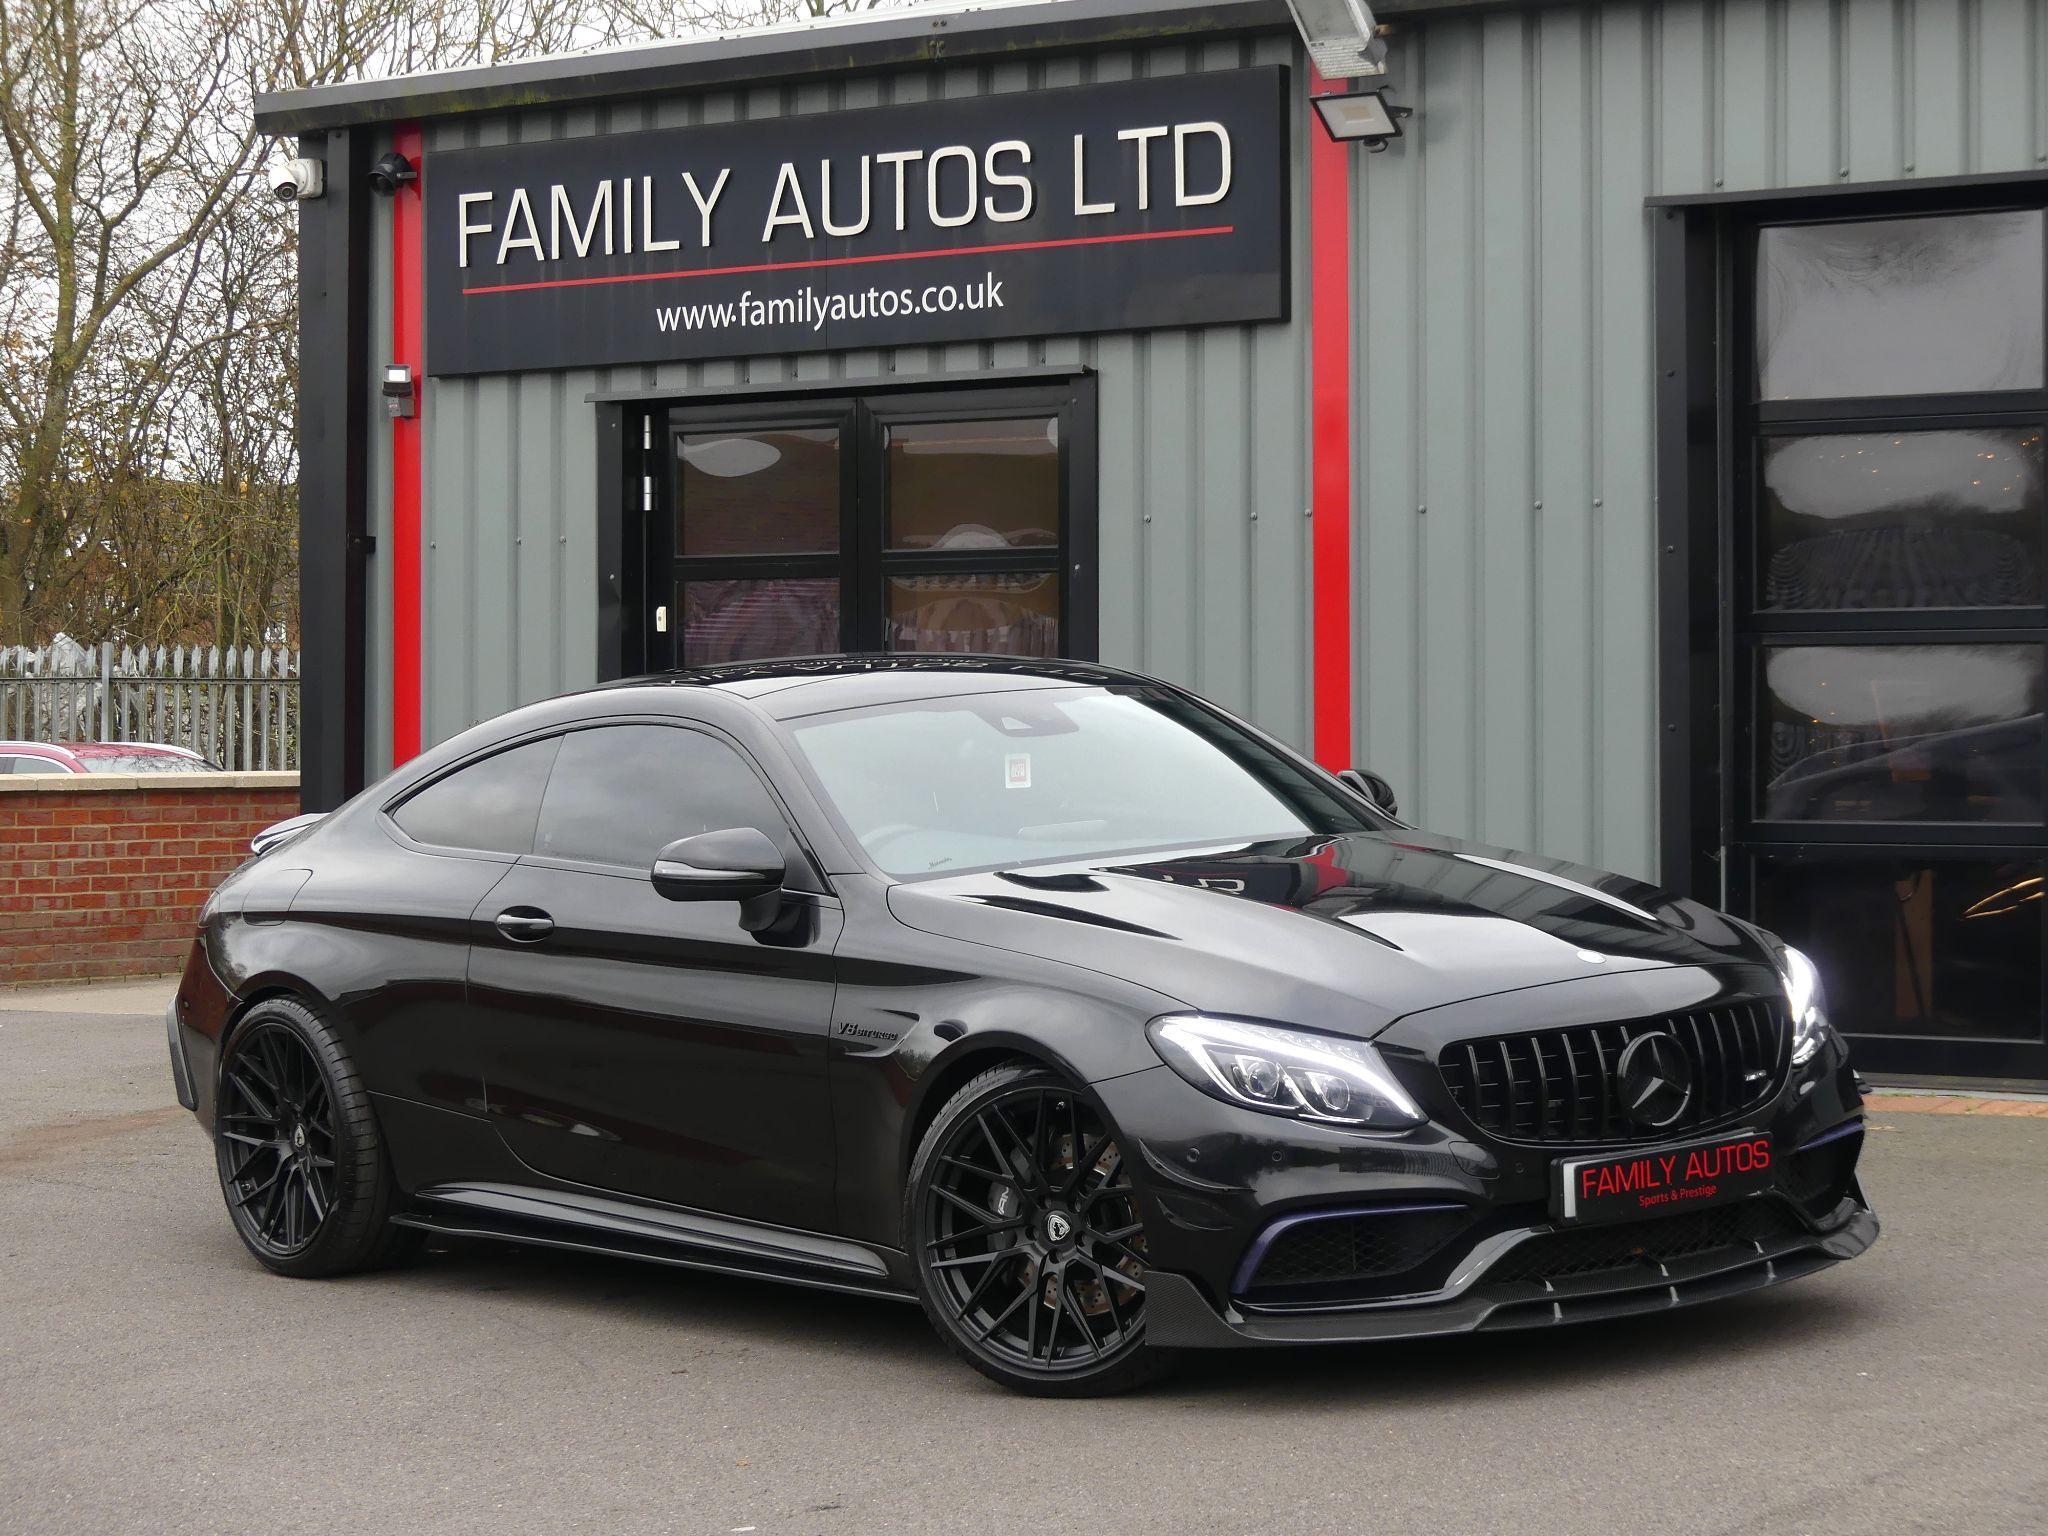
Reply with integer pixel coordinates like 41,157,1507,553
1358,0,2048,882
390,32,1313,772
368,0,2048,887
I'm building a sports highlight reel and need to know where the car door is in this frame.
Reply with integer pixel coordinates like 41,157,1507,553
467,719,841,1231
293,735,558,1118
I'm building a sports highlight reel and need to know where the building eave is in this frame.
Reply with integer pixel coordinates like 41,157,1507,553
253,0,1580,136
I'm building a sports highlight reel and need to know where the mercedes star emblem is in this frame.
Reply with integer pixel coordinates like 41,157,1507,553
1616,1031,1694,1130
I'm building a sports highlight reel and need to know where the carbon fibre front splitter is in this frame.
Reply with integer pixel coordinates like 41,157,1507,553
1144,1202,1879,1349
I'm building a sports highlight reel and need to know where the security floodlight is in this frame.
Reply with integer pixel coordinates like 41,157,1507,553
382,363,416,419
367,151,417,196
1312,88,1408,148
1285,0,1388,79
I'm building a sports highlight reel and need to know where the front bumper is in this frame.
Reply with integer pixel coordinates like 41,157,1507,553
1146,1190,1877,1348
1093,1040,1877,1350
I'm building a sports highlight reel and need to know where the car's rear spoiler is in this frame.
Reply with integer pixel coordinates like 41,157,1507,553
250,811,327,856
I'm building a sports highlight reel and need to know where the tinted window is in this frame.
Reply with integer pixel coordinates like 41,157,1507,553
534,725,788,869
1757,211,2046,399
1755,855,2043,1042
1759,429,2045,611
679,426,840,556
1758,643,2043,823
682,577,841,665
392,737,560,854
0,755,70,774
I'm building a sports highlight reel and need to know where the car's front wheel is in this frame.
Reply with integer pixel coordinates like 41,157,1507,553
213,997,419,1277
906,1063,1173,1396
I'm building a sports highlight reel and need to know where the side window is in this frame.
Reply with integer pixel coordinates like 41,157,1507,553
1,754,68,774
535,724,789,869
391,737,561,855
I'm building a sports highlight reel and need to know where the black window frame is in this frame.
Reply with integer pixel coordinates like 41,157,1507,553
1656,175,2048,1082
605,375,1098,676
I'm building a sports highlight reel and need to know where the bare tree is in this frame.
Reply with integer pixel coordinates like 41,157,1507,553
0,0,266,639
0,0,920,648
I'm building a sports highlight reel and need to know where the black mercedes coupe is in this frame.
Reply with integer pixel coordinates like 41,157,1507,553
168,656,1877,1394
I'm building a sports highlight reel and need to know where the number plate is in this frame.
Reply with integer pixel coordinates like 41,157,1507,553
1554,1132,1776,1227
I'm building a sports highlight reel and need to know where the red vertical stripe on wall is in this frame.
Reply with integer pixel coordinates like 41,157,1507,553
391,123,425,767
1307,68,1354,770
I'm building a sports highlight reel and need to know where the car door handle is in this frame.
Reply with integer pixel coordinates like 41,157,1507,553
494,907,555,943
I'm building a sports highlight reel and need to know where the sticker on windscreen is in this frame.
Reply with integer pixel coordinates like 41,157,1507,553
1005,753,1032,790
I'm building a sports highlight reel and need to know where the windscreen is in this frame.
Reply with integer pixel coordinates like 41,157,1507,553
788,685,1375,876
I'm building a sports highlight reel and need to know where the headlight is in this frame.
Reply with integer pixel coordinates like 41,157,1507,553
1780,944,1837,1066
1146,1015,1426,1129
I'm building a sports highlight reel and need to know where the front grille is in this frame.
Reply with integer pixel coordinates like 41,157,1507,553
1487,1200,1801,1287
1246,1205,1471,1292
1436,998,1789,1145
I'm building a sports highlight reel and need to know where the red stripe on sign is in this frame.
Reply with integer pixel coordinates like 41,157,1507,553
461,225,1237,295
1308,68,1355,771
392,123,425,768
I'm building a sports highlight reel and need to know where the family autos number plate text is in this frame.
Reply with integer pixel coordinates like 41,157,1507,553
1554,1131,1775,1226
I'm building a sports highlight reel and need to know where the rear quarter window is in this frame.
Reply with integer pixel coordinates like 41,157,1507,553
390,737,561,855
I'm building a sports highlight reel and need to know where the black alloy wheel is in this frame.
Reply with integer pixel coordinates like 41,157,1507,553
213,997,418,1277
218,1020,337,1255
908,1063,1172,1395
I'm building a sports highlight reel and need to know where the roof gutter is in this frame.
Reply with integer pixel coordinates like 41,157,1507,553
253,0,1583,135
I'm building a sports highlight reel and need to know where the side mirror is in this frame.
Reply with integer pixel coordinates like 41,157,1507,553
651,827,785,905
1337,767,1399,818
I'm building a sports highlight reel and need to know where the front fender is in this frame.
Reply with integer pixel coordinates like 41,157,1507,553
826,918,1176,1251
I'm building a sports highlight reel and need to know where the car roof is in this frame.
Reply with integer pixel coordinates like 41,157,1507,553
0,741,84,767
602,654,1167,722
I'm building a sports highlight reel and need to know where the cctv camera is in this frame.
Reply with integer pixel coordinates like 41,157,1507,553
272,157,325,202
366,151,417,197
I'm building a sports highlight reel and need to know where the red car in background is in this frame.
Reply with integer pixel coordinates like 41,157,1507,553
0,741,221,774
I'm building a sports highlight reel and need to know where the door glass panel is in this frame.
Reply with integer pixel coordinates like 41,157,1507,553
678,427,839,556
391,737,562,854
886,418,1059,551
681,577,840,665
887,572,1060,656
535,725,788,869
1758,643,2043,823
1754,855,2044,1042
1757,211,2045,400
1760,429,2045,610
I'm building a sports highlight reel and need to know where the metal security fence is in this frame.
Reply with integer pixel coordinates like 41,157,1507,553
0,643,301,771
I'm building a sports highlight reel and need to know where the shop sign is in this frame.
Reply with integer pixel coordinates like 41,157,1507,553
423,67,1289,374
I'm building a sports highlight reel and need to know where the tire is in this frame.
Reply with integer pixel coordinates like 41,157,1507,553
212,996,421,1278
906,1062,1175,1396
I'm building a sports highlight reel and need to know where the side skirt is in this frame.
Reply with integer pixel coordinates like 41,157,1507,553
396,1180,916,1303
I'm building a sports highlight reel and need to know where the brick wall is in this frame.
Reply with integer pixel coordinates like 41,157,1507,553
0,773,300,987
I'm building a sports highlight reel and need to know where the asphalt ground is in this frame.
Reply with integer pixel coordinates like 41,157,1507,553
3,980,2045,1536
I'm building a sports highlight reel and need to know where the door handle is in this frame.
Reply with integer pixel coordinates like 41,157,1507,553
494,907,555,943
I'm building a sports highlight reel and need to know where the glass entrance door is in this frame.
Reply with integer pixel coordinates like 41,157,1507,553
1729,205,2048,1080
671,406,855,665
872,404,1064,658
655,384,1092,668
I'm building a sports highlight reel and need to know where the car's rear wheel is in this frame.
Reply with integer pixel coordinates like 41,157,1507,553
907,1063,1173,1396
213,997,418,1277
